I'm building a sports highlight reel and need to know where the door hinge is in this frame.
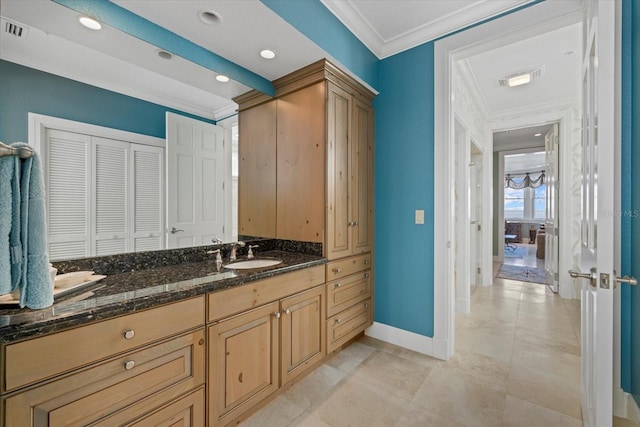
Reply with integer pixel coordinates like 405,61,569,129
600,273,610,289
222,181,225,190
554,228,559,236
477,267,481,274
222,225,225,234
553,272,559,281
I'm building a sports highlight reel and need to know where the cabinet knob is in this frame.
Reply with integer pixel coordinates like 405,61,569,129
364,259,369,265
364,273,370,278
365,303,369,308
333,267,341,274
335,318,341,324
124,360,135,370
285,308,291,315
335,283,342,288
274,312,281,319
123,329,135,340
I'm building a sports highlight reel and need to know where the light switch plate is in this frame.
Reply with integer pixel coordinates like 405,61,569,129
415,210,425,225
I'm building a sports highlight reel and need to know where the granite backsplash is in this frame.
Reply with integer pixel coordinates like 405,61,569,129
53,239,323,276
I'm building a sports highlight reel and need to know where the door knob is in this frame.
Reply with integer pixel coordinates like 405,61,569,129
568,268,597,287
615,275,638,286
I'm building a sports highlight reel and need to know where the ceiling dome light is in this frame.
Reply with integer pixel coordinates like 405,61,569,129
157,50,174,60
79,16,102,30
216,75,230,83
260,49,276,59
199,10,222,25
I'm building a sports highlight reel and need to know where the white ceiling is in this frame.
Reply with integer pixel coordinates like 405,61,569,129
1,0,581,124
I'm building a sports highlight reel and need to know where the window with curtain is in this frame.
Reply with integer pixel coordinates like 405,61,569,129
504,182,547,221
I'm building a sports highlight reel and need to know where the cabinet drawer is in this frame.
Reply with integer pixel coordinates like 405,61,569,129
326,271,371,318
208,266,325,322
326,299,372,353
127,387,205,427
3,329,205,427
3,296,205,392
325,253,372,281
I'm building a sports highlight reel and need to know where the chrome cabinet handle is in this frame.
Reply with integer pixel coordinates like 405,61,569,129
285,308,291,315
335,283,342,288
274,312,281,319
123,329,135,340
124,360,135,370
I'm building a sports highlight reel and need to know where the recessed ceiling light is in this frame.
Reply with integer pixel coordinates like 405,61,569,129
499,66,544,88
216,75,230,83
260,49,276,59
199,10,222,25
157,50,173,60
79,16,102,30
534,133,542,137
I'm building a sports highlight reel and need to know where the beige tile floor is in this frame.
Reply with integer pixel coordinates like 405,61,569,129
240,259,637,427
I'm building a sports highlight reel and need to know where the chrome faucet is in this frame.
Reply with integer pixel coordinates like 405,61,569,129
229,241,246,261
247,245,259,259
207,249,223,271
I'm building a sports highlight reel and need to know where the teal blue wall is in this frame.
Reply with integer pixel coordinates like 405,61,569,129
0,59,215,143
374,43,435,336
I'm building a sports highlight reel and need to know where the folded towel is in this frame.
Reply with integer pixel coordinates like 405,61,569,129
0,156,14,295
13,143,53,309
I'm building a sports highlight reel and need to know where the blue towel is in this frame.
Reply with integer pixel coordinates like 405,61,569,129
12,143,53,309
0,155,13,295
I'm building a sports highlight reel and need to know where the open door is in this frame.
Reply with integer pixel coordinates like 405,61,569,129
166,112,226,248
544,123,559,292
569,1,618,426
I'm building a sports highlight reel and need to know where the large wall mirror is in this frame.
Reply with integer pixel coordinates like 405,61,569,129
0,1,283,262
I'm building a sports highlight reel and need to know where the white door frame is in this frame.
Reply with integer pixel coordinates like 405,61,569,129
433,0,601,359
490,108,578,299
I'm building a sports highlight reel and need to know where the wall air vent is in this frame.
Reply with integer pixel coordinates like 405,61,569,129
3,19,29,39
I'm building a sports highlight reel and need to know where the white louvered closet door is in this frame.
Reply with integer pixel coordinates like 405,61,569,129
93,137,129,256
45,129,91,260
131,144,164,252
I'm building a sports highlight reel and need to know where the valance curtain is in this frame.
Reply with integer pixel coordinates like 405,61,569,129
505,171,545,189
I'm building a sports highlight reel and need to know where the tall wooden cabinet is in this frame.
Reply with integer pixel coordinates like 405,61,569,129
234,59,375,259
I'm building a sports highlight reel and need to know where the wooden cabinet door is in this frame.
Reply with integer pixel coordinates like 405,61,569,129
280,285,325,385
326,83,352,260
208,302,279,427
238,100,277,238
351,98,374,254
276,82,326,243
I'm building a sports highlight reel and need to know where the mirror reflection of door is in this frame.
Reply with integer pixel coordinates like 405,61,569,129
166,112,226,248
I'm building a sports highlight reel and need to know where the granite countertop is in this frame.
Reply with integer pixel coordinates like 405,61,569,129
0,250,326,344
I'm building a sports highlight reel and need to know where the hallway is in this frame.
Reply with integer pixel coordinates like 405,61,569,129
238,272,631,426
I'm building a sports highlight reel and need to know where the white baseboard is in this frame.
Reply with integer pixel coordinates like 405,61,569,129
613,387,640,422
456,298,470,314
365,322,434,357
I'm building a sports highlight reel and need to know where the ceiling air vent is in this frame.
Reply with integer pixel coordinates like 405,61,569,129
3,19,29,39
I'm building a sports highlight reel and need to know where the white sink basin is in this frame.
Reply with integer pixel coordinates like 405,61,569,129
223,259,283,270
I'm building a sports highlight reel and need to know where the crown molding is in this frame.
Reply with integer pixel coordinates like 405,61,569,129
322,0,535,59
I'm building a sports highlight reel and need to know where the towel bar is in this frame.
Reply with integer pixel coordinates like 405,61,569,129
0,141,34,159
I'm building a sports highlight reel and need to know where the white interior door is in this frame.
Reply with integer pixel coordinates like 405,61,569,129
166,112,226,248
544,123,559,292
573,1,618,426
